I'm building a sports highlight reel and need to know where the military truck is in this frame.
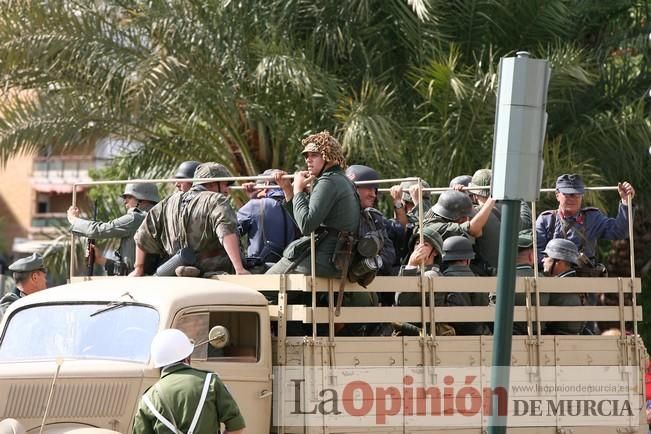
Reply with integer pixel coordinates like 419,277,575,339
0,271,645,434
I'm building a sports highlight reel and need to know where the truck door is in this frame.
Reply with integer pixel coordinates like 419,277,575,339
173,307,272,434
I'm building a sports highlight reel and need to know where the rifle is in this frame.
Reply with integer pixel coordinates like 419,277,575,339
86,201,98,277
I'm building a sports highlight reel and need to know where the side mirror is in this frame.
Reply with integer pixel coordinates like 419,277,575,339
207,325,229,349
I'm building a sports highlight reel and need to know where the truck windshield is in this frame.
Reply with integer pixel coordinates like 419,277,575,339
0,303,159,363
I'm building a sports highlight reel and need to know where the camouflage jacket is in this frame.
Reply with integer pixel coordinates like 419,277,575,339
135,187,239,273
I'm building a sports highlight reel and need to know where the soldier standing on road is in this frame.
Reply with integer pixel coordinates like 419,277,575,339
67,183,160,275
133,329,245,434
536,173,635,274
0,254,48,319
541,238,584,335
173,161,201,193
133,163,249,277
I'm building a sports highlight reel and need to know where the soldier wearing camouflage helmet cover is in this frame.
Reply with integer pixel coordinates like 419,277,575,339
268,131,375,335
440,236,490,335
541,238,584,334
173,160,201,193
133,163,248,277
67,183,160,275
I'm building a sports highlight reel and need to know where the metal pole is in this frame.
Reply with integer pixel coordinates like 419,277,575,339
488,199,521,433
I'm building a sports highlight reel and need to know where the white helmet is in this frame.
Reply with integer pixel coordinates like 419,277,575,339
150,329,194,368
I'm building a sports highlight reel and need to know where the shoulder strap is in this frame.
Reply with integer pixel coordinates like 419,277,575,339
187,373,212,434
547,210,557,241
142,394,181,434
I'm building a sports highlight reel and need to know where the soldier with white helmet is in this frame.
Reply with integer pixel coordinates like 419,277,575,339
133,329,245,434
67,182,160,275
542,238,584,334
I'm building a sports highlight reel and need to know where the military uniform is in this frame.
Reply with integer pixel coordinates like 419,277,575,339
132,363,245,434
266,165,360,278
0,292,19,319
135,186,239,274
0,253,45,319
471,205,500,276
536,205,629,264
71,207,148,273
395,265,442,306
237,188,297,264
545,269,583,335
441,264,489,335
512,264,549,335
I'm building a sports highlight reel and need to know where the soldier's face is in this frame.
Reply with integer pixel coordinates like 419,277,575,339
122,195,138,210
357,186,377,208
556,191,583,215
175,181,192,192
304,152,324,176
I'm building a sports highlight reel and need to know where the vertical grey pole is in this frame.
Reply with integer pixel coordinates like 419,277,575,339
488,199,520,433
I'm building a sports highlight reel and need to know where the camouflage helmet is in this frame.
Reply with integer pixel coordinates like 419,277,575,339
122,183,160,203
174,161,201,179
543,238,579,266
400,180,431,203
346,165,380,189
193,162,234,186
517,229,533,249
409,225,443,257
449,175,472,188
432,190,475,221
468,168,492,196
301,130,347,169
442,236,475,262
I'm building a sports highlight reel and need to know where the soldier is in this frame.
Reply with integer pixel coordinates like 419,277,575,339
536,173,635,274
132,163,249,277
67,183,159,275
541,238,583,335
449,175,472,189
396,226,444,306
0,254,48,319
512,229,548,335
173,160,201,193
466,169,502,276
133,329,245,434
267,131,360,278
423,190,496,242
389,180,432,228
440,236,490,335
237,169,297,269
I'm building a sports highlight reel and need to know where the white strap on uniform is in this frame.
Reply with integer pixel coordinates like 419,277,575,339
188,373,212,434
143,373,213,434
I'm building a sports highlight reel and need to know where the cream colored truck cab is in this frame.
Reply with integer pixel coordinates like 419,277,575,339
0,274,647,434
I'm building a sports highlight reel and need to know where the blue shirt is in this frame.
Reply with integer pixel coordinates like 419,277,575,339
535,203,630,262
237,190,296,260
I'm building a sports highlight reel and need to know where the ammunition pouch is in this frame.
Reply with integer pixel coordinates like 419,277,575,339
154,247,197,276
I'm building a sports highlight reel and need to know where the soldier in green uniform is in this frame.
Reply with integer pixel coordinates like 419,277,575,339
68,183,160,275
266,131,374,335
440,236,490,335
389,180,432,227
0,254,48,319
512,229,548,335
422,190,496,242
542,238,583,334
132,163,248,277
133,329,245,434
396,226,444,306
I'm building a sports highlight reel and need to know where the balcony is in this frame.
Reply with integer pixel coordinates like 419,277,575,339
32,155,111,192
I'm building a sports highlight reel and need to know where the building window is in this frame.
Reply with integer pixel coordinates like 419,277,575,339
36,194,49,214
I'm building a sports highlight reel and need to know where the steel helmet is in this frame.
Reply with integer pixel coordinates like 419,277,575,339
193,162,234,186
442,236,475,262
122,183,160,203
400,180,431,203
346,165,380,189
409,225,443,257
432,190,474,221
150,328,194,368
449,175,472,188
468,168,492,196
174,161,201,179
543,238,579,266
